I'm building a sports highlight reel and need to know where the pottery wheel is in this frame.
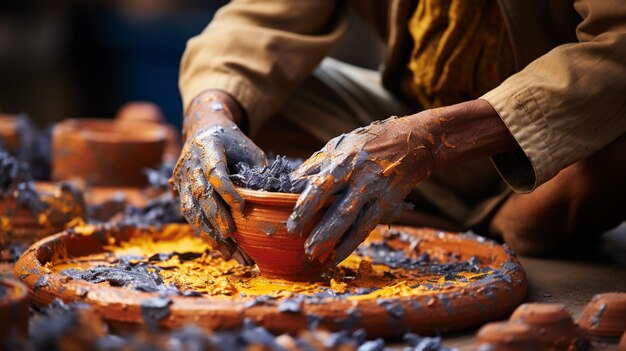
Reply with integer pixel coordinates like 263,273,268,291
15,224,527,338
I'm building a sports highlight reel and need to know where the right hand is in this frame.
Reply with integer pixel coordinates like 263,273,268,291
171,91,267,264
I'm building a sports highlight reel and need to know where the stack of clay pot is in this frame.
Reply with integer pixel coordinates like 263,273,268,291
474,303,589,350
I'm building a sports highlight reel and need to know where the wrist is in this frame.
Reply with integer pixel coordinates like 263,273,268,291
183,90,246,141
417,99,516,171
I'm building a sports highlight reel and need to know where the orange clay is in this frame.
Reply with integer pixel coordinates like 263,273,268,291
50,227,498,300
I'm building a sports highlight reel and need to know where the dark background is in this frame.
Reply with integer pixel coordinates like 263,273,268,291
0,1,383,130
0,1,228,129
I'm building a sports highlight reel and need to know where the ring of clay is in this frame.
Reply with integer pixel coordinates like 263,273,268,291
15,224,527,338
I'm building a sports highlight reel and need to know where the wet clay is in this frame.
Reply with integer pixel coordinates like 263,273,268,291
28,299,107,351
579,292,626,340
15,224,527,338
0,114,51,180
230,156,305,193
1,150,85,244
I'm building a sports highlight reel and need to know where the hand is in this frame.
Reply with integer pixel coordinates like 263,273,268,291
287,114,437,265
171,91,267,264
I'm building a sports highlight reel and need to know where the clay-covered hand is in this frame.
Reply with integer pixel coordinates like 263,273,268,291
287,115,436,265
171,91,267,264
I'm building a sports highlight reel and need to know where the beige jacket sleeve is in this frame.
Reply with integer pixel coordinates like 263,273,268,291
179,0,347,135
482,0,626,192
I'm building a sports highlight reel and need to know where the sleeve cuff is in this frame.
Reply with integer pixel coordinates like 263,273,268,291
181,73,267,136
480,76,561,193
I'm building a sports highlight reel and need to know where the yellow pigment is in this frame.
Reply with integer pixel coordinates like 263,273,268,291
51,227,495,301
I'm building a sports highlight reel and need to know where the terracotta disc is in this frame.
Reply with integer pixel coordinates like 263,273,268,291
15,224,527,338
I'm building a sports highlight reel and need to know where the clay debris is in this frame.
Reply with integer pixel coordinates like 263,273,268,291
20,300,460,351
230,156,306,193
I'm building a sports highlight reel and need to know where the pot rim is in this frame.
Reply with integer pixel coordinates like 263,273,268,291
54,118,167,144
236,187,300,207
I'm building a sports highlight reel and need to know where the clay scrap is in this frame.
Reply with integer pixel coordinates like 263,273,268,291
579,292,626,340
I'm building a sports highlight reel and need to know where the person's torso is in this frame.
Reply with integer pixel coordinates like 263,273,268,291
348,0,581,106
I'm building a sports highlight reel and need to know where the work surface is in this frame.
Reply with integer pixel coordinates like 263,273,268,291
443,224,626,350
2,224,624,349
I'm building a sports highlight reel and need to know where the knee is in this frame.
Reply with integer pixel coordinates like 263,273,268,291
489,161,626,257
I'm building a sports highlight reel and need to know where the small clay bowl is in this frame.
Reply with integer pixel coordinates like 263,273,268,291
509,303,584,350
52,118,167,187
579,292,626,340
0,114,19,152
0,278,29,344
230,188,329,281
474,321,540,351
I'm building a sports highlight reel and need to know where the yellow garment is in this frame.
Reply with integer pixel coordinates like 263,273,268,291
405,0,515,108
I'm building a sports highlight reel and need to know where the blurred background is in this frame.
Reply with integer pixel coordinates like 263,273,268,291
0,1,383,131
0,0,228,130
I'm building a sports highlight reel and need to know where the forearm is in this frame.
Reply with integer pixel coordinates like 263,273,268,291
183,90,247,142
414,99,516,171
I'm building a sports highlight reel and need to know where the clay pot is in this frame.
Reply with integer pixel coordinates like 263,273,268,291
15,224,528,338
0,114,19,152
619,331,626,351
230,188,328,281
0,278,29,348
52,118,167,187
474,321,540,351
579,292,626,340
509,303,585,350
115,102,181,163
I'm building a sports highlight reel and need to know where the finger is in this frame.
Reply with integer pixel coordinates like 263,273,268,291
379,201,413,224
178,179,235,259
231,246,255,266
243,142,268,168
287,154,356,233
195,139,245,212
332,201,382,266
187,169,235,239
287,171,348,235
290,150,326,179
304,181,372,262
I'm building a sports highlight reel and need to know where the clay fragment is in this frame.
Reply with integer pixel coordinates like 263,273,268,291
474,321,540,351
404,333,456,351
230,156,305,193
141,296,173,330
509,303,588,350
579,292,626,340
29,299,106,351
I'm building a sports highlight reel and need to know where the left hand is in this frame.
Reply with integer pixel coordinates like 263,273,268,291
287,114,437,265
